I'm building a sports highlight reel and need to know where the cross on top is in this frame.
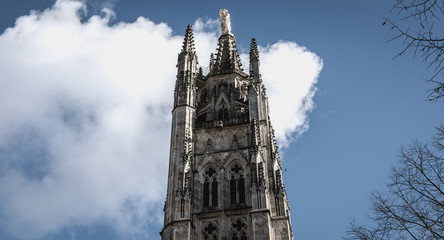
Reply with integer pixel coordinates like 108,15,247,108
231,164,242,174
205,223,217,235
232,219,246,231
205,168,216,177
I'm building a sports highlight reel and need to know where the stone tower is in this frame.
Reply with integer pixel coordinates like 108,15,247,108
161,9,293,240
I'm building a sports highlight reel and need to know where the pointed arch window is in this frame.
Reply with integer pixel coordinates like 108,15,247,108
230,217,248,240
203,167,218,208
229,164,245,205
203,221,218,240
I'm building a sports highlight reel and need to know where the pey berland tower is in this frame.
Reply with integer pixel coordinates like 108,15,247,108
161,10,293,240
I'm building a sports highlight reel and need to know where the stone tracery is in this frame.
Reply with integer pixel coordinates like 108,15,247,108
203,167,218,208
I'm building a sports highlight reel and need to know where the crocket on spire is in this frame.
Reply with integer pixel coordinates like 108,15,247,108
181,24,196,54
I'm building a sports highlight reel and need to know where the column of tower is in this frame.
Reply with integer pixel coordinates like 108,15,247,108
162,24,197,240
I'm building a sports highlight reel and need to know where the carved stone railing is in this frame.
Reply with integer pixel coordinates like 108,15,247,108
195,117,249,129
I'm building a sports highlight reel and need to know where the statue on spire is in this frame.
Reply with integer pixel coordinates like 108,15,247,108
219,9,231,34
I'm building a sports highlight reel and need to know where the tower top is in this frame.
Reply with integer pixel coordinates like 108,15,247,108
208,9,244,76
250,38,259,60
162,10,294,240
219,9,231,35
181,24,195,54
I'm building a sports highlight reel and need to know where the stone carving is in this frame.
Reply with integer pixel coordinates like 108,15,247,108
275,222,289,240
253,215,269,240
163,228,173,240
175,225,188,240
254,215,265,227
195,128,247,154
196,78,249,129
206,138,213,151
232,134,239,149
219,9,231,34
235,77,249,101
198,155,219,171
230,217,248,239
202,221,219,240
184,159,191,174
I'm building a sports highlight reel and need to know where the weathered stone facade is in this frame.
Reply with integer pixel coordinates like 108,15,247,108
161,10,293,240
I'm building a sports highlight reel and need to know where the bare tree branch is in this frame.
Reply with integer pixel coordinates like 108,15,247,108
384,0,444,101
345,123,444,240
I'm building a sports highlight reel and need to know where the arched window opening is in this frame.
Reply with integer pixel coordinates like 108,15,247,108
230,176,237,204
229,164,245,205
180,198,185,218
238,176,245,204
240,231,247,240
203,221,218,240
203,168,218,208
212,178,218,207
230,217,247,240
231,232,238,240
203,180,210,208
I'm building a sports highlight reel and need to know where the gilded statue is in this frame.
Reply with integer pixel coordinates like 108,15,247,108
219,9,231,34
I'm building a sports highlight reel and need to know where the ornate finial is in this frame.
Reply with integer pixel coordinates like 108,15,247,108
250,38,259,59
209,53,215,71
219,9,231,34
181,24,195,53
249,38,261,82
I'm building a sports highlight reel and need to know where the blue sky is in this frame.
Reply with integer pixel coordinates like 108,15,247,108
0,0,442,240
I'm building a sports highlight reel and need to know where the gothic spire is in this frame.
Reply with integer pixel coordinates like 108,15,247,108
250,38,259,61
174,24,198,108
181,24,195,54
208,10,245,77
249,38,261,83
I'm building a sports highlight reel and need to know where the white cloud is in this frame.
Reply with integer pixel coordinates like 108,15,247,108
0,0,180,238
193,17,220,69
259,42,323,147
0,0,322,239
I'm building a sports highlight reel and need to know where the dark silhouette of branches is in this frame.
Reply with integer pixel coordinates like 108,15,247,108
384,0,444,101
345,123,444,240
